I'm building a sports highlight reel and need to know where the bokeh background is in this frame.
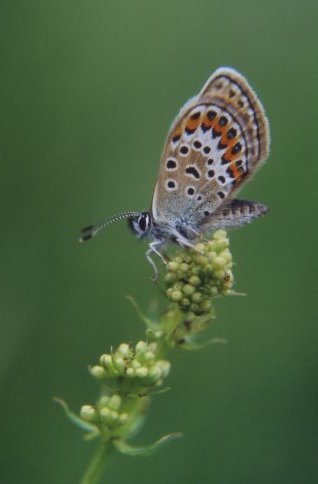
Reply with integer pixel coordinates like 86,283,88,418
1,1,317,483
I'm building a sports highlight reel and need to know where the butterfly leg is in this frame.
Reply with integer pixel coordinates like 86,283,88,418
186,227,207,243
175,237,195,249
146,240,166,282
174,234,205,255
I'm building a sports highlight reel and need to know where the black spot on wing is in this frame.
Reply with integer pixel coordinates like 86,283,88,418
185,166,200,179
193,140,202,149
166,159,177,169
180,145,189,155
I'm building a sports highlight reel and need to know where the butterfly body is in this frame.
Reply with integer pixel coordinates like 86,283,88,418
80,67,270,276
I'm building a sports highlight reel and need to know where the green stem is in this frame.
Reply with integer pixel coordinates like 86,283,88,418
80,441,112,484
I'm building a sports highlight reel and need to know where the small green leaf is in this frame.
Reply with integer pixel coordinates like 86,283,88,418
180,337,227,351
145,386,171,397
83,431,101,441
126,296,155,329
229,290,246,297
127,386,170,398
113,432,183,456
54,398,99,434
119,414,146,441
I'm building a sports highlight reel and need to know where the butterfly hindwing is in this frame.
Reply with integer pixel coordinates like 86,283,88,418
201,199,268,231
152,68,270,229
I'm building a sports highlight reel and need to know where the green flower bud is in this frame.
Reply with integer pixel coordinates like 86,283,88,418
179,262,189,272
98,396,109,407
195,243,205,253
100,407,118,425
148,342,157,353
167,261,179,272
185,311,196,322
131,360,141,370
170,290,183,302
207,251,217,262
222,248,232,263
214,269,225,280
118,412,129,424
200,299,212,312
143,350,155,362
118,343,131,358
148,366,162,381
108,394,122,411
99,354,118,376
213,256,226,269
90,365,107,379
189,275,200,286
191,292,203,303
214,229,227,240
135,341,147,353
194,254,208,267
99,353,112,367
165,272,176,284
100,354,113,369
209,286,219,296
156,360,170,378
190,266,200,275
183,284,195,296
113,356,125,373
135,367,149,378
181,297,190,307
80,405,97,422
99,406,111,421
190,303,199,313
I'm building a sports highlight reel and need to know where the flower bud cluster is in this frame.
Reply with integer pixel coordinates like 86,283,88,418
80,394,129,432
90,341,170,389
165,230,233,315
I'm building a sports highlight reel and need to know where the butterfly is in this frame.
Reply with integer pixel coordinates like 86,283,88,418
80,67,270,277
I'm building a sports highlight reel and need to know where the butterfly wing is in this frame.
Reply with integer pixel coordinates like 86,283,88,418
151,67,270,230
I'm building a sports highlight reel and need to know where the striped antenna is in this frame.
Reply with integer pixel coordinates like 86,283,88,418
79,211,141,242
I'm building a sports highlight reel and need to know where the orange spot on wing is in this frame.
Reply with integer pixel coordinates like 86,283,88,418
219,123,238,151
231,162,240,179
171,130,181,142
201,114,215,130
185,115,202,132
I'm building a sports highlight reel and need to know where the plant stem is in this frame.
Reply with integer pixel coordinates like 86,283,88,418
80,441,111,484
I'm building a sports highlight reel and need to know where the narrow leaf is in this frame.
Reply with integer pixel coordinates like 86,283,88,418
113,432,183,456
180,337,227,351
54,398,99,434
126,296,155,329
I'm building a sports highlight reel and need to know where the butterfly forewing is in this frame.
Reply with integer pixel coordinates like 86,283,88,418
152,68,270,229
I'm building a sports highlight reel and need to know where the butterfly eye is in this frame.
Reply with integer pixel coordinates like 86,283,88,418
128,212,151,238
138,213,150,232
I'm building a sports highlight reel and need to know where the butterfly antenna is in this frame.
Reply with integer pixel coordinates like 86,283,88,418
79,211,140,242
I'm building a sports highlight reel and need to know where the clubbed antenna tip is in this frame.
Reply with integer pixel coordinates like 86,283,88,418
79,225,95,243
79,211,141,243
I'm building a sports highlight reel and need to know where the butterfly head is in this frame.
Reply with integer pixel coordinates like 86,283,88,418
128,211,152,239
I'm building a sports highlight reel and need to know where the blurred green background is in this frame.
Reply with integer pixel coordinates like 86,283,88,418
1,0,317,482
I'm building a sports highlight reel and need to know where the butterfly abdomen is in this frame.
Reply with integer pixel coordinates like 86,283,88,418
207,199,269,230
